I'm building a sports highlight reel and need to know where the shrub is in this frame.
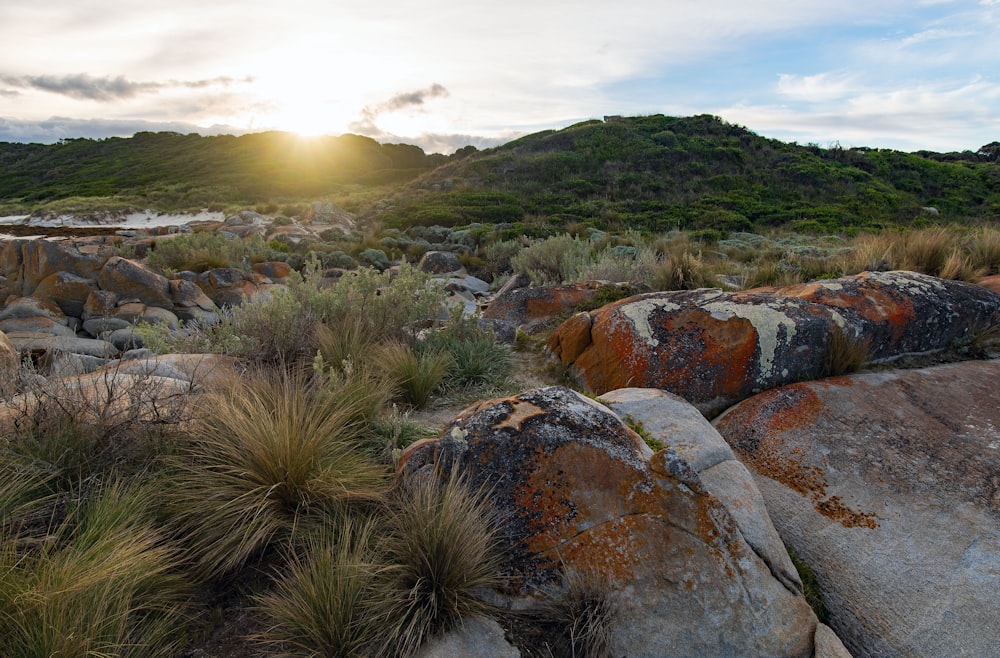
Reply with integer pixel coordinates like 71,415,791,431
419,314,514,390
230,287,321,366
511,234,591,285
579,245,657,284
255,518,383,657
146,232,272,275
479,239,523,281
373,472,501,657
167,371,389,579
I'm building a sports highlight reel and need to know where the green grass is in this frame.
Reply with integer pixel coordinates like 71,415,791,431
167,371,390,580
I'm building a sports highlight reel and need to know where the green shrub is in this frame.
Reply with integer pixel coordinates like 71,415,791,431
167,371,389,579
146,232,272,275
511,234,591,285
230,287,321,366
420,315,514,389
373,472,501,657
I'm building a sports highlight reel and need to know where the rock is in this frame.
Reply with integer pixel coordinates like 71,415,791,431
0,296,67,323
814,624,853,658
598,387,802,594
978,273,1000,295
82,317,131,336
4,332,120,359
713,360,1000,658
96,353,239,388
101,327,144,351
251,260,292,282
483,281,611,333
196,268,266,307
30,271,98,318
0,329,18,372
418,250,464,275
47,352,107,378
1,238,107,297
549,271,1000,416
82,290,119,321
97,256,173,309
413,616,520,658
0,316,76,337
400,386,818,658
447,275,490,295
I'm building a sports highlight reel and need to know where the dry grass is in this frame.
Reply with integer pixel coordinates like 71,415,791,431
823,324,868,377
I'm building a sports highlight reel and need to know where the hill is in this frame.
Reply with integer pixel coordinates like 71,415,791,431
382,115,1000,233
0,131,448,214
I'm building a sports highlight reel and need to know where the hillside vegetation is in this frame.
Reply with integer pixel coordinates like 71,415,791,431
0,131,449,214
383,115,1000,233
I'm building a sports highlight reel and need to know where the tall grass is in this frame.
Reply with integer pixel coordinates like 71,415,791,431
0,481,191,658
373,472,502,657
256,518,383,658
167,371,389,579
511,234,591,285
375,342,454,409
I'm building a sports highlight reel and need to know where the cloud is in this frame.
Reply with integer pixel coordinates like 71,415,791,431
0,115,247,144
0,89,19,97
0,73,250,101
777,72,859,102
349,83,450,137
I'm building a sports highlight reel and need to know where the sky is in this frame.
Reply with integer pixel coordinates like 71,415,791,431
0,0,998,154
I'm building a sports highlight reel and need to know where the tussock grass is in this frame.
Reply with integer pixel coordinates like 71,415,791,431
373,472,502,657
535,568,620,658
375,342,453,409
168,371,389,579
823,324,868,376
0,481,191,658
256,518,383,658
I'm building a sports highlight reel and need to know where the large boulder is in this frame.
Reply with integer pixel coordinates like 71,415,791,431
30,271,99,318
400,386,821,658
196,268,269,307
97,256,173,309
0,329,18,372
713,360,1000,658
1,239,107,297
549,271,1000,416
484,281,626,333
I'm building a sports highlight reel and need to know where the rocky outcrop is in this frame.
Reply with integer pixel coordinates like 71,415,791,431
418,250,464,275
414,617,520,658
484,281,625,334
713,360,1000,658
1,238,107,297
549,271,1000,416
400,386,822,658
98,256,173,308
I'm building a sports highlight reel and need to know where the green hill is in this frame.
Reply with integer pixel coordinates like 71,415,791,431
0,131,447,213
382,115,1000,233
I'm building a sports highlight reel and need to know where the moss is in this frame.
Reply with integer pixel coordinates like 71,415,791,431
785,544,829,624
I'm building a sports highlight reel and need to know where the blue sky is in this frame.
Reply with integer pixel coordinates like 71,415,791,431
0,0,997,153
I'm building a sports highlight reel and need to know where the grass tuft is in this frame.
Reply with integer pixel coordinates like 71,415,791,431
823,324,868,377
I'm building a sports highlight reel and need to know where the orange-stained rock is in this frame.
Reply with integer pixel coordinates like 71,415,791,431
400,386,819,658
484,281,631,333
714,360,1000,658
978,273,1000,295
97,256,173,309
0,239,108,297
31,271,98,318
196,267,269,307
550,271,1000,416
251,260,292,282
0,329,18,372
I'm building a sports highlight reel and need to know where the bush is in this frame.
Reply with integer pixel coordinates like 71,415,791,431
375,342,454,409
511,234,591,285
146,232,272,275
167,371,389,579
420,314,514,390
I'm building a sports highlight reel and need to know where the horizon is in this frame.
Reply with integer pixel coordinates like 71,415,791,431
2,1,998,154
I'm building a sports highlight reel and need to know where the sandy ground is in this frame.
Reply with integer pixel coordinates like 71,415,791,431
0,210,224,229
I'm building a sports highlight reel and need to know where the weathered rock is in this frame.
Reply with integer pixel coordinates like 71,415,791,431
0,316,76,337
598,387,802,594
418,250,464,275
0,329,18,372
4,332,120,359
30,271,98,318
1,239,107,297
101,327,144,351
550,271,1000,416
0,296,67,323
97,256,173,308
83,317,131,336
400,386,819,658
483,281,612,333
196,268,267,307
413,616,520,658
82,290,119,321
251,260,292,281
713,360,1000,658
101,353,239,389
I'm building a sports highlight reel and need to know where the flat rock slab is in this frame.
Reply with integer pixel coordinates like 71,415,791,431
549,271,1000,416
713,360,1000,658
5,331,120,358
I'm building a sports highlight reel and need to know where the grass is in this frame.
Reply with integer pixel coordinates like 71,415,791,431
167,370,390,580
822,324,868,377
534,568,620,658
375,342,454,409
255,517,383,658
0,481,191,658
373,472,502,657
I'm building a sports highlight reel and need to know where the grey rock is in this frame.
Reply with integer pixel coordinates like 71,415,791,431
413,617,519,658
